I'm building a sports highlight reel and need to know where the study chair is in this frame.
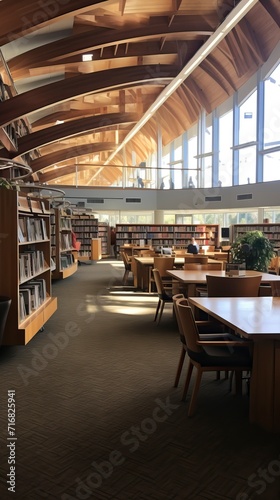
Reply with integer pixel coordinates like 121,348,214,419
184,255,208,264
172,294,229,394
152,268,173,324
206,274,262,297
175,298,252,417
120,251,133,285
149,256,175,293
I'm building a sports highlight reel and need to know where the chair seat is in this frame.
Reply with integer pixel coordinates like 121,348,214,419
188,346,251,367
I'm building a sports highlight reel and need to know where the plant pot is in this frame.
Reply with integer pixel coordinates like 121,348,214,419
0,296,11,345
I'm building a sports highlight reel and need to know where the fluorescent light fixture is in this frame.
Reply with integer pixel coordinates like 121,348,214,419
104,0,258,166
165,78,183,96
82,54,93,62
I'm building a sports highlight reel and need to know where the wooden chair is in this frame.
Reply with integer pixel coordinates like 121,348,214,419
206,274,262,297
120,251,133,285
213,252,228,261
149,256,175,293
152,268,173,324
175,298,252,416
172,294,228,393
183,263,202,270
184,255,208,264
201,262,223,270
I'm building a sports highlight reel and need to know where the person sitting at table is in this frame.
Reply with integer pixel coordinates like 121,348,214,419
187,237,200,254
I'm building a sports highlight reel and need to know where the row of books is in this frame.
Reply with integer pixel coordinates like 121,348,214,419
60,253,74,270
72,220,98,226
60,233,72,250
116,225,216,232
19,250,46,283
19,278,47,321
18,216,48,243
60,218,72,230
72,228,98,234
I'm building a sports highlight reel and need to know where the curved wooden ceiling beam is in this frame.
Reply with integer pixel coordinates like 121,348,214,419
0,65,177,128
0,0,108,44
235,19,266,65
38,164,103,183
199,59,232,96
3,112,138,158
183,77,211,115
259,0,280,28
31,142,116,173
49,39,200,68
9,21,212,77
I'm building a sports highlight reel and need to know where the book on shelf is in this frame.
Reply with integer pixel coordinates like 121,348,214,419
20,279,47,310
19,250,45,282
19,288,32,316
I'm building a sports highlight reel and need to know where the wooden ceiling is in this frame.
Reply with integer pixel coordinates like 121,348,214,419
0,0,279,187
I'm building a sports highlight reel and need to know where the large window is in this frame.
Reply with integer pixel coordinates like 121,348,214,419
219,110,233,186
239,146,256,185
239,90,257,144
187,125,198,188
264,64,280,150
263,63,280,182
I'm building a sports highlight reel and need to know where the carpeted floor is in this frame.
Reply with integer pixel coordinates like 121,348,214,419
0,259,280,500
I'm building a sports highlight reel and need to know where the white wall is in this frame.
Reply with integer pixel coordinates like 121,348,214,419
56,180,280,212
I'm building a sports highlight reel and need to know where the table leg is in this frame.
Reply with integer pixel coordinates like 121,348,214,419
250,340,280,432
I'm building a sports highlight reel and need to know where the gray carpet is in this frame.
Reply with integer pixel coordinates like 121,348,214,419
0,259,280,500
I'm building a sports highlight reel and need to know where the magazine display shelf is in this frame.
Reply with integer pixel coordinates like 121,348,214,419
0,189,57,345
51,208,77,280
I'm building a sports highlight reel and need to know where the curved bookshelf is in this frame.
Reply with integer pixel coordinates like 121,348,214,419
0,189,57,345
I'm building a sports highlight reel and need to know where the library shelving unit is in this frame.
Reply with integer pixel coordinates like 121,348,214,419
0,189,57,345
51,208,78,279
230,223,280,251
71,212,99,260
115,224,219,252
98,223,110,256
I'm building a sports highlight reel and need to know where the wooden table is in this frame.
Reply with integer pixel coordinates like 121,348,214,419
167,269,280,297
133,256,185,290
188,296,280,432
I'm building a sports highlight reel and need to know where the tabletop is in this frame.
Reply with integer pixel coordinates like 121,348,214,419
134,256,218,266
188,296,280,339
167,269,280,283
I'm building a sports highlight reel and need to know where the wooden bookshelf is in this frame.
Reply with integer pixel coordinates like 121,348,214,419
71,213,98,260
115,224,219,253
0,189,57,345
51,208,77,280
98,223,110,256
231,223,280,251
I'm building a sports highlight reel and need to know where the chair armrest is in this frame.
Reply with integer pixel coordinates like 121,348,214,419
196,340,251,346
196,321,225,333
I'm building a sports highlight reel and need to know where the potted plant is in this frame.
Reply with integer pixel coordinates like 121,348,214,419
230,230,275,272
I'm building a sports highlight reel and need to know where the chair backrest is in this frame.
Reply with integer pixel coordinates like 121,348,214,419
183,263,202,270
139,250,155,256
152,268,165,297
120,251,131,269
200,262,223,270
269,256,280,274
206,274,262,297
175,298,202,353
172,294,187,342
213,252,228,261
153,256,175,277
184,255,208,264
